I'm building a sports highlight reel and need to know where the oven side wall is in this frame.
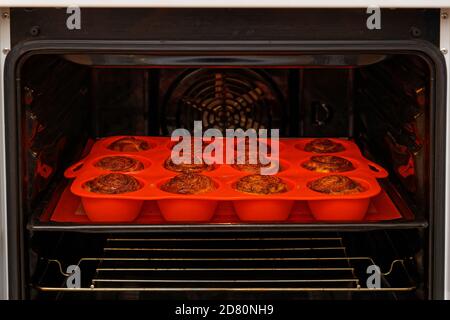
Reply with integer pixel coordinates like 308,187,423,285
0,7,10,300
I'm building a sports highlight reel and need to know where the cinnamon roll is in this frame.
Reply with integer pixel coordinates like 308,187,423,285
84,173,141,194
231,162,272,174
234,174,288,195
160,173,216,195
108,137,150,152
170,138,210,155
232,139,272,173
302,155,354,173
308,175,365,195
164,154,215,173
233,138,271,154
304,138,345,153
94,156,144,172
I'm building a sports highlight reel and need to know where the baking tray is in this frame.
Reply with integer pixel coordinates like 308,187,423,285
49,182,402,223
64,136,388,222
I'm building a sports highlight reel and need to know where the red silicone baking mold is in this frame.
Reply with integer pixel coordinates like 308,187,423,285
64,136,388,222
47,185,402,225
46,185,402,224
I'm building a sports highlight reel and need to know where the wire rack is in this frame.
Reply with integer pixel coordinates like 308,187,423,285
34,235,416,296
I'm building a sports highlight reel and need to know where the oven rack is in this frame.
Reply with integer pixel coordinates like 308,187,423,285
33,235,416,297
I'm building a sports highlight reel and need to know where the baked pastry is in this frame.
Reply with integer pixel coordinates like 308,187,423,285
231,162,271,174
302,155,354,173
232,153,272,174
160,173,216,194
84,173,141,194
232,138,271,154
304,138,345,153
94,156,144,172
231,138,273,173
108,137,150,152
308,175,365,195
234,174,288,195
164,154,215,173
170,138,210,154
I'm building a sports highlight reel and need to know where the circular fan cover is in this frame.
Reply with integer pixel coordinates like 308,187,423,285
163,69,283,133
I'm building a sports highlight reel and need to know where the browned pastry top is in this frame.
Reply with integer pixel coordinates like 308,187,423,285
160,173,216,195
170,139,210,155
94,156,144,172
232,138,271,173
84,173,141,194
233,138,271,155
232,153,272,174
231,162,271,174
304,138,345,153
308,175,365,195
234,174,288,195
164,155,215,173
108,137,150,152
302,155,354,173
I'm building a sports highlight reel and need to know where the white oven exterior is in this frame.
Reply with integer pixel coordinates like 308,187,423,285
0,2,448,300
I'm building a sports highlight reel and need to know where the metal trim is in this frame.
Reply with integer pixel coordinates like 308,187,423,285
0,1,448,8
4,39,447,299
0,7,10,301
441,8,450,301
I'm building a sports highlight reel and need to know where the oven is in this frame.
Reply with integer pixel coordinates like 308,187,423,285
0,6,449,300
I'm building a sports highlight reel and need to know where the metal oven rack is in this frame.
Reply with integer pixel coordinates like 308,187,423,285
33,235,417,299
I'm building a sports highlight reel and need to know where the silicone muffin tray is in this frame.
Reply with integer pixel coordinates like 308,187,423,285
47,186,402,224
64,136,388,222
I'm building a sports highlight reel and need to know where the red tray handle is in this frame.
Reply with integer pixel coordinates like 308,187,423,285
64,160,85,179
364,160,388,178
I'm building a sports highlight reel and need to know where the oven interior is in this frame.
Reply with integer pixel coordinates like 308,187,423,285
13,51,438,299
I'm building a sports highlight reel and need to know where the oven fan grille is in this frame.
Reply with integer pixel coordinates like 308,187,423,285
163,69,282,133
35,235,415,298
